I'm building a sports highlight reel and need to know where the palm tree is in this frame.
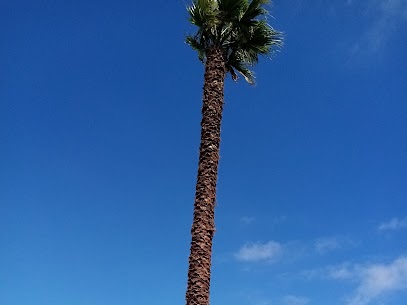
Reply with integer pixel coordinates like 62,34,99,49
185,1,283,305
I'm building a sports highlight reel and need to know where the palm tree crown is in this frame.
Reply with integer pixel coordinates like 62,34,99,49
186,0,283,84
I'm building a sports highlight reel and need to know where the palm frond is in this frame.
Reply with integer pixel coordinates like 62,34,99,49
227,51,255,84
186,35,206,62
234,64,255,84
218,0,248,21
187,0,219,29
227,65,238,81
242,0,269,21
235,20,282,64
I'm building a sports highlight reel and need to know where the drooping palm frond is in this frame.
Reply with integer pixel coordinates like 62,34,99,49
186,35,206,62
186,0,283,84
227,56,256,84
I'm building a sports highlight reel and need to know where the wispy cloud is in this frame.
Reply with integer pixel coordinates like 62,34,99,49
283,295,310,305
239,215,287,225
326,257,407,305
378,217,407,231
327,262,357,280
271,215,287,225
300,263,356,281
235,241,283,263
314,236,356,254
240,216,255,224
314,237,341,254
349,0,407,55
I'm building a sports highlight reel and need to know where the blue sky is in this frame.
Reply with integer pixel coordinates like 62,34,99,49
1,1,406,305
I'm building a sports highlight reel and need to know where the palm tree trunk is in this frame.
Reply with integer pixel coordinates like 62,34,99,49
186,48,226,305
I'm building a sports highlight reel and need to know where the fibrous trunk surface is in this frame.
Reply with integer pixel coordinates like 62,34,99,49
186,48,226,305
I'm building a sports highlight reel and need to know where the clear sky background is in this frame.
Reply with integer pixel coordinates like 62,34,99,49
1,1,406,305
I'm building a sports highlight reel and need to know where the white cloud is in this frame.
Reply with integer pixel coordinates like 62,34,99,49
283,295,310,305
348,257,407,305
326,257,407,305
235,241,282,262
378,217,407,231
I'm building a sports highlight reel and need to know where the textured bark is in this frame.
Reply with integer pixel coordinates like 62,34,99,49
186,48,226,305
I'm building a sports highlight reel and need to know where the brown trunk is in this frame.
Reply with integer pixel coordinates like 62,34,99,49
186,48,226,305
